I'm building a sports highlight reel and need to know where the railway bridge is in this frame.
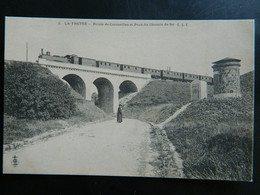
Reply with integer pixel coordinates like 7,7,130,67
39,58,151,113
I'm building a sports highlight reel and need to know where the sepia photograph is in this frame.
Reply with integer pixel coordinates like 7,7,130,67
3,17,254,181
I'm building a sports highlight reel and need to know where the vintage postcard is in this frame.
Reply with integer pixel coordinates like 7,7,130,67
3,17,254,181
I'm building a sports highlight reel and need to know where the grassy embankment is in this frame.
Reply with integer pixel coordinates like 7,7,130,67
123,73,253,181
164,71,254,181
4,103,109,145
4,61,109,145
123,80,198,124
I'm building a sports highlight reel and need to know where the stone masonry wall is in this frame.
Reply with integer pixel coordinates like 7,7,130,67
213,66,241,95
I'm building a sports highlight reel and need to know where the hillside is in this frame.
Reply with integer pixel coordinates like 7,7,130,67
127,80,191,106
240,71,254,102
123,80,191,123
163,71,254,181
4,60,77,120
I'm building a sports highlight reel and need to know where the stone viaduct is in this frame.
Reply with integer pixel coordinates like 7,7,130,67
38,58,151,113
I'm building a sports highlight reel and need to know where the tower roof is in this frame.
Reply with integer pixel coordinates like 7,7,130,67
212,57,241,64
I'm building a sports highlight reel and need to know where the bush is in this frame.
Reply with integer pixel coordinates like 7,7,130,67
4,61,76,120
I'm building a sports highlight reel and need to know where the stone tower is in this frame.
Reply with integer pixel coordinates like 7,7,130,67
212,57,241,98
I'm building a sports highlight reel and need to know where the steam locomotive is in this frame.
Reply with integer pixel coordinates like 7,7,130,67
39,50,213,84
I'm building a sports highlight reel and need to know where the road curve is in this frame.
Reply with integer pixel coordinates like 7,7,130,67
3,119,158,177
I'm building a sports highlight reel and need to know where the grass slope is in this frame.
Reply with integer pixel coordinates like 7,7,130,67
164,71,254,181
4,60,76,120
4,101,109,144
123,80,191,123
128,80,191,105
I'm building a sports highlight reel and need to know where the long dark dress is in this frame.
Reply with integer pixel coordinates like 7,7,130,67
117,107,123,123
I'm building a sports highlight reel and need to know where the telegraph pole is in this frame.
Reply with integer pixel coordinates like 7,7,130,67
26,42,28,63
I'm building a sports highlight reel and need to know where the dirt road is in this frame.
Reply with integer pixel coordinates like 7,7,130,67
3,119,158,177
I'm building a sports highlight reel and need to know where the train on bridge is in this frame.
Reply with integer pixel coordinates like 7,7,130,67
39,50,213,84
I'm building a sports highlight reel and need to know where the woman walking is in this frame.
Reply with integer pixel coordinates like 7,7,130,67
117,104,123,123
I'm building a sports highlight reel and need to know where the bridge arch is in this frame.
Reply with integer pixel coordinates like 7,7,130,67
62,74,86,99
93,77,114,113
119,80,138,99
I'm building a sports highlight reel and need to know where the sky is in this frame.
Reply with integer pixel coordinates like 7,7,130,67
5,17,254,76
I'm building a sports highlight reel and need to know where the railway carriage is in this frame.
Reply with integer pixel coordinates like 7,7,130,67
200,75,213,83
149,69,161,78
120,64,142,73
97,61,121,71
161,70,183,81
183,73,200,82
